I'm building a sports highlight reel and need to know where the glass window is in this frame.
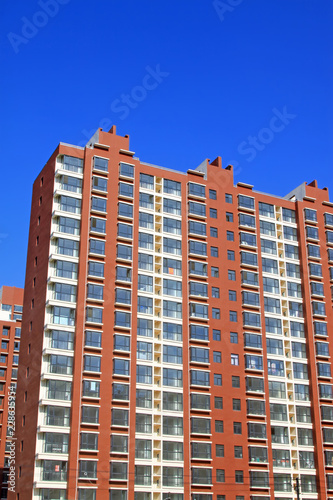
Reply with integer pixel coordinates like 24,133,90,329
139,192,154,209
163,322,182,341
163,368,183,387
164,179,181,196
137,365,152,384
163,345,182,364
243,311,261,328
135,465,151,486
119,182,133,198
188,201,206,217
164,392,183,411
84,355,101,373
211,266,219,278
189,240,207,256
283,225,297,241
259,202,274,217
114,311,131,328
191,370,209,386
190,347,209,364
191,417,210,434
210,189,217,200
136,390,152,409
138,296,153,315
226,212,233,222
93,156,108,172
241,232,257,247
138,274,153,293
239,195,254,210
112,383,129,401
118,223,133,239
244,333,262,349
82,380,100,398
113,334,130,352
139,212,154,229
89,239,105,256
164,258,182,276
191,393,210,410
241,270,258,286
163,442,184,461
163,198,181,215
282,208,296,223
189,282,208,298
163,415,183,435
190,324,208,341
113,358,130,376
247,399,265,416
247,377,264,393
188,183,205,198
139,253,153,271
87,283,103,301
62,154,83,173
86,307,103,324
210,226,218,237
192,468,212,485
163,237,182,255
262,257,278,274
140,173,154,189
308,244,320,258
81,433,98,450
212,246,219,257
58,216,80,236
92,176,107,192
261,238,277,255
119,162,134,178
213,329,221,340
189,220,206,236
239,213,255,228
245,355,263,370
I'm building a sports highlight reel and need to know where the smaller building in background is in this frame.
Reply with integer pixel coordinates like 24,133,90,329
0,286,24,499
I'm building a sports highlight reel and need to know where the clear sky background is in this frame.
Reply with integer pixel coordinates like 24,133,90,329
1,0,332,289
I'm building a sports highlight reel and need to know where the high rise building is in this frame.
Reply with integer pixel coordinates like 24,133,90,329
15,126,333,500
0,286,23,498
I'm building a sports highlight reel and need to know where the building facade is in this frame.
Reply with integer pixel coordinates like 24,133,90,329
0,286,23,498
14,126,333,500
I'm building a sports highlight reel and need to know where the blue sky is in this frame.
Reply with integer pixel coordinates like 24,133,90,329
1,0,332,288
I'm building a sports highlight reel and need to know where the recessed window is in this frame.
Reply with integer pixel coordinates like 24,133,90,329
212,287,220,298
210,227,218,237
215,396,223,409
226,212,234,222
213,351,221,363
214,374,222,386
231,354,239,365
211,266,219,278
225,193,233,203
234,446,243,458
213,329,221,341
211,246,219,257
232,376,240,388
210,208,217,218
230,332,238,344
233,422,242,434
227,230,234,241
212,308,220,319
233,399,241,411
229,311,237,322
209,189,217,200
216,444,224,457
227,250,235,261
229,290,237,301
228,270,236,281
